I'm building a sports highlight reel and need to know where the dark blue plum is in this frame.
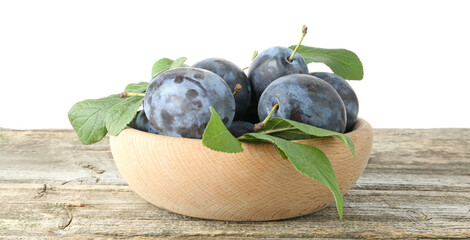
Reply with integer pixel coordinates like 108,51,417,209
248,46,309,105
310,72,359,132
192,58,251,119
258,74,347,133
240,104,261,124
134,110,157,134
228,121,254,138
143,67,235,139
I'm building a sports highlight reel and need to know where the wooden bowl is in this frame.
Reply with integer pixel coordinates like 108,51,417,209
110,118,373,221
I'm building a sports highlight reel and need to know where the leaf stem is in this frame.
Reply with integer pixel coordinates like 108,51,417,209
258,126,297,134
254,102,279,131
242,51,259,71
121,92,145,98
288,25,308,62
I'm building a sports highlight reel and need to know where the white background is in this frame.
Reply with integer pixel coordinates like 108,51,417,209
1,0,469,129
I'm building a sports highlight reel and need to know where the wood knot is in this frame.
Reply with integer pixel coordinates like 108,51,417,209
34,183,48,199
57,207,73,229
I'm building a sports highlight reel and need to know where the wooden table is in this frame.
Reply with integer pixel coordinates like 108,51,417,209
1,128,469,239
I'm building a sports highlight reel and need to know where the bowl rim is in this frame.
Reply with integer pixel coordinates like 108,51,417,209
122,117,370,144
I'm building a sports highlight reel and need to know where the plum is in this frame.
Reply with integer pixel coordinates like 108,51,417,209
244,46,309,123
243,26,310,123
310,72,359,131
144,67,235,139
134,110,157,134
228,121,254,138
248,46,309,104
258,74,347,133
192,58,251,119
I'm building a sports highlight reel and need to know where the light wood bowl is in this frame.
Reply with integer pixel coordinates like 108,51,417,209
110,118,373,221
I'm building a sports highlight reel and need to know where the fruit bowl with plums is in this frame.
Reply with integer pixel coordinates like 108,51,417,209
68,26,372,221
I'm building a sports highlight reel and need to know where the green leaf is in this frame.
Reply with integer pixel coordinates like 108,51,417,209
248,117,355,160
252,50,258,60
68,81,150,143
151,58,172,77
125,82,149,93
67,94,121,145
170,57,188,68
151,57,187,77
240,133,344,219
202,106,243,153
106,81,149,135
288,45,363,80
106,96,144,136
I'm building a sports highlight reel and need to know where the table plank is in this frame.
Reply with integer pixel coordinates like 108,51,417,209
1,128,469,238
0,129,125,186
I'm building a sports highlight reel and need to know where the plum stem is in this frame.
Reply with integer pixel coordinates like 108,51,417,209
254,102,279,131
288,25,308,62
233,84,242,96
121,92,145,98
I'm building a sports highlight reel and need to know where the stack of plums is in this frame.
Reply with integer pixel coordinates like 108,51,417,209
135,46,358,139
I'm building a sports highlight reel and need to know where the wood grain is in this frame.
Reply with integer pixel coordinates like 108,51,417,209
1,127,469,238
